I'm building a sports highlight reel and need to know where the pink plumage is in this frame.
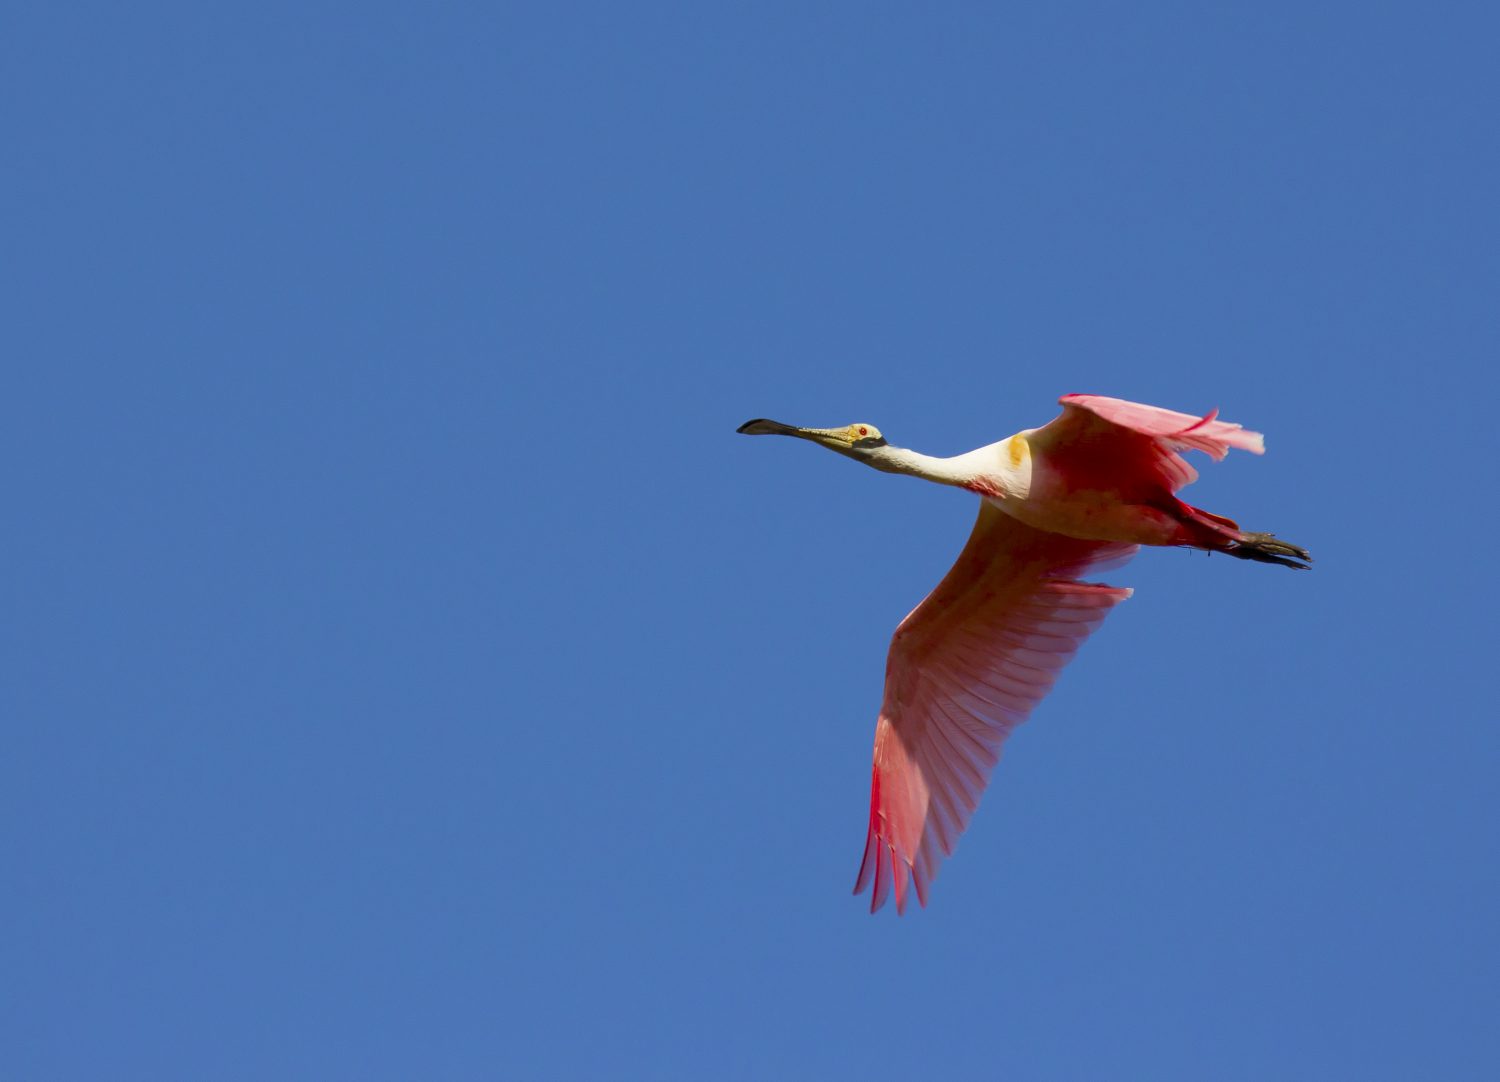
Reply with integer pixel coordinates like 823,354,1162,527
853,508,1132,913
1056,394,1266,459
737,394,1309,914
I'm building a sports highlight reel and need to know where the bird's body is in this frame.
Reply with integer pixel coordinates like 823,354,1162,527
738,394,1309,914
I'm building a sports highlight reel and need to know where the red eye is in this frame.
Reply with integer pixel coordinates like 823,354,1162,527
858,427,868,436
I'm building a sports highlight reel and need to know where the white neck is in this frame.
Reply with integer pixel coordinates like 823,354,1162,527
861,445,991,488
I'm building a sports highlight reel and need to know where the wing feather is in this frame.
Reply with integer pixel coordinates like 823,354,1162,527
854,504,1134,913
1057,393,1265,458
1032,394,1265,496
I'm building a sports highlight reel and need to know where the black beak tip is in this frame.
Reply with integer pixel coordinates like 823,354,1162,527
737,418,776,435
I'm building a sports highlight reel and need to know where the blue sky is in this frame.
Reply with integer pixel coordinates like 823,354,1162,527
5,3,1498,1078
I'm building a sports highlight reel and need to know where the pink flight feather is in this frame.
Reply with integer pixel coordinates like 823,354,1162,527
854,394,1271,913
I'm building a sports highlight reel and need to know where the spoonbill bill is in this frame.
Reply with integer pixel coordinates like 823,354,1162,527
738,394,1309,914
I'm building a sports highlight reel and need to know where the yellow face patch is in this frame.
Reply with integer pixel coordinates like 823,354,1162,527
1008,434,1029,469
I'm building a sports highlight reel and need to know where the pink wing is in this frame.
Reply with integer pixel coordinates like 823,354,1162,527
1038,394,1266,493
853,503,1135,914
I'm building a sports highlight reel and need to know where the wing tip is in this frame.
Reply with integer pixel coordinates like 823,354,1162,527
854,828,929,915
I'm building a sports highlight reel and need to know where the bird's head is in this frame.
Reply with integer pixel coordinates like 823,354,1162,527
736,418,888,462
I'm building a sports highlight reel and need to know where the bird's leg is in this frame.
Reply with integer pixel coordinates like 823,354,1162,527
1225,532,1312,570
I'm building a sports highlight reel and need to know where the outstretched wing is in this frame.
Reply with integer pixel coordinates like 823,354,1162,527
853,503,1135,914
1034,394,1266,493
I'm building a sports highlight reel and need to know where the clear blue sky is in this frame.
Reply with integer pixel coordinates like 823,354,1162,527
6,3,1497,1079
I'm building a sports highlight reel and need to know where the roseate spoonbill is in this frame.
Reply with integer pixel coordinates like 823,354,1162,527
738,394,1309,914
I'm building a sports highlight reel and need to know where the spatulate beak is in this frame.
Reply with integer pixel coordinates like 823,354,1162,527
736,418,808,437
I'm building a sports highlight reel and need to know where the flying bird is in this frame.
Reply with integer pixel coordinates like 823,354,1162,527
738,394,1309,914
